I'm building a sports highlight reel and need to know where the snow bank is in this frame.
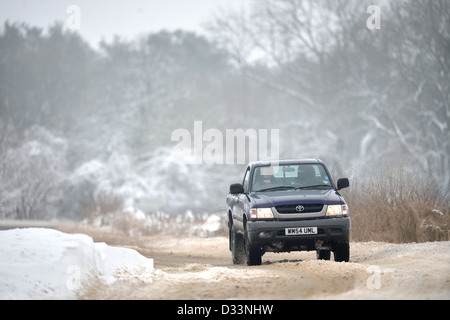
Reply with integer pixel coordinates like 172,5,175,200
0,228,153,299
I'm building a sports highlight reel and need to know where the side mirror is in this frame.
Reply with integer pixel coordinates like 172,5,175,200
337,178,349,190
230,183,244,194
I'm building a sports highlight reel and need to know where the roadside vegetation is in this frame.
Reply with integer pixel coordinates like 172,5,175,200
76,164,449,244
342,165,449,243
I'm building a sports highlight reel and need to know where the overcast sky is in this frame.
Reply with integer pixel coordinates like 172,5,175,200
0,0,252,46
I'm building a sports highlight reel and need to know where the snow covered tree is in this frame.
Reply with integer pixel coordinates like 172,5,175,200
209,0,450,190
0,126,67,219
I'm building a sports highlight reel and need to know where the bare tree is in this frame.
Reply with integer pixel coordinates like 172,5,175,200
209,0,450,190
347,0,450,189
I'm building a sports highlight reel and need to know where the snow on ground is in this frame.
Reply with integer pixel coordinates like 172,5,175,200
2,224,448,300
0,228,154,299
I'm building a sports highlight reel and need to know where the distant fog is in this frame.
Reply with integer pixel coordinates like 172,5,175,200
0,0,448,220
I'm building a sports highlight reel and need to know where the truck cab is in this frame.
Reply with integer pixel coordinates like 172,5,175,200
226,159,350,265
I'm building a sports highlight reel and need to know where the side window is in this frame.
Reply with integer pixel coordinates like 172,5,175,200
242,169,250,193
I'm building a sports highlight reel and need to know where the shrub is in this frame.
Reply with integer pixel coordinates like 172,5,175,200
342,165,449,243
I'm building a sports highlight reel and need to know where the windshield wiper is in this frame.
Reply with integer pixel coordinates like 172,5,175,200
294,185,333,190
257,186,295,192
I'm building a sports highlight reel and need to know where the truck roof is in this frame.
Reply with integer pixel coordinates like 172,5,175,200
248,158,324,168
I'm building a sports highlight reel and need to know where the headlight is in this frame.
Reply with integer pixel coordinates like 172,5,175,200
327,204,349,216
250,208,274,219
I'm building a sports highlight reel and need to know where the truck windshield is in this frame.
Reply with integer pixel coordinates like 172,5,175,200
252,164,332,192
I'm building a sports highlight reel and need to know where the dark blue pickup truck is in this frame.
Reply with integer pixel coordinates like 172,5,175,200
226,159,350,265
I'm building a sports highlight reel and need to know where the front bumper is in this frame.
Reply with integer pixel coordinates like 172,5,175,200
246,216,351,252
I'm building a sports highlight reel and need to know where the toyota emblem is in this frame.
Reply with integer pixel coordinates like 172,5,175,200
295,205,305,212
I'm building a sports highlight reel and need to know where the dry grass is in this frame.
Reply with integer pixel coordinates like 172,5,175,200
342,165,449,243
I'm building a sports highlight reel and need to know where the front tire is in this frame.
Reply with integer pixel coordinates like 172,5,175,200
231,224,245,264
244,230,262,266
333,241,350,262
316,250,331,260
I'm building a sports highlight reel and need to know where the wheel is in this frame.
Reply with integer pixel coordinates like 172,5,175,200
333,241,350,262
316,250,331,260
244,229,262,266
231,224,245,264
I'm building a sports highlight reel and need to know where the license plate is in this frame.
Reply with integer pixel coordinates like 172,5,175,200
285,227,318,236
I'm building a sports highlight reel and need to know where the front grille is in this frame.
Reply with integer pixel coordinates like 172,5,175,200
276,204,324,214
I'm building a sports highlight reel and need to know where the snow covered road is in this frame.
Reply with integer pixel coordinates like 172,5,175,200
1,227,449,300
78,232,450,300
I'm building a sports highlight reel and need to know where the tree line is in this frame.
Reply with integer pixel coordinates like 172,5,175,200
0,0,448,220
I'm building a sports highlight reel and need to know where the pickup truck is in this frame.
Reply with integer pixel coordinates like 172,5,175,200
226,159,350,265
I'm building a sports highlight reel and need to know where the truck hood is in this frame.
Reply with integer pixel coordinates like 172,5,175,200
249,189,344,207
